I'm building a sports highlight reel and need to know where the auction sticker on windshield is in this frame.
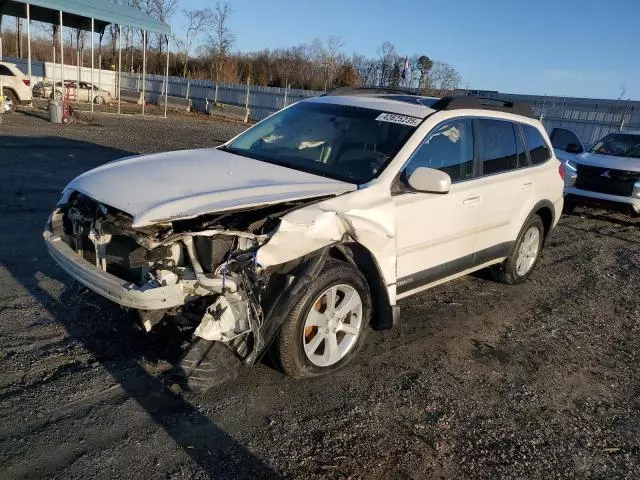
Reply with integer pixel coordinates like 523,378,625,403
376,112,422,127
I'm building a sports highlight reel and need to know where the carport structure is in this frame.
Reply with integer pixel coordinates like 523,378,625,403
0,0,171,116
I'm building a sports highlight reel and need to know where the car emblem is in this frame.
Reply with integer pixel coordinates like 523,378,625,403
600,170,611,179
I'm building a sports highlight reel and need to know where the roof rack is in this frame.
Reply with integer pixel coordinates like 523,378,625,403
322,86,418,97
430,96,533,117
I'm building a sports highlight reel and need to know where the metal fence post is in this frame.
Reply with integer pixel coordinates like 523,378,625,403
214,84,218,103
186,79,190,99
283,83,288,109
245,77,250,110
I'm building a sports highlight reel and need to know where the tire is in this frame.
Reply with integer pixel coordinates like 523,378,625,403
491,214,545,285
94,95,105,105
2,88,18,113
51,90,63,100
278,260,372,379
170,338,241,394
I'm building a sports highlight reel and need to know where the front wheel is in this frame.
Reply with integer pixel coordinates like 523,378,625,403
2,88,18,113
278,260,371,379
491,214,545,285
94,95,105,105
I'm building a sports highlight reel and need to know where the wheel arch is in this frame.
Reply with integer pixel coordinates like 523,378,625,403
329,242,395,331
530,199,555,241
2,86,19,101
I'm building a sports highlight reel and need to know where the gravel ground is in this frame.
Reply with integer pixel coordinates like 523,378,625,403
1,107,639,479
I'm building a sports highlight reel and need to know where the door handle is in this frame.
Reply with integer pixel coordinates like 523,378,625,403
463,195,481,205
522,182,533,190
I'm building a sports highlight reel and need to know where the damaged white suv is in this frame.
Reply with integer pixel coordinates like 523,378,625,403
44,90,564,391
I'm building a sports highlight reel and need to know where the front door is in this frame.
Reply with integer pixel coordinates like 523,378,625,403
394,118,482,296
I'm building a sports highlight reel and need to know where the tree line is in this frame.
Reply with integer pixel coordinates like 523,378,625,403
0,0,462,94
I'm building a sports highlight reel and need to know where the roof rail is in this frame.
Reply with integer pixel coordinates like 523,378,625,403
322,86,418,97
430,96,534,117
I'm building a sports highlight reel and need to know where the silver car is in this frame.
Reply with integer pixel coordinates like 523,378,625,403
44,80,113,104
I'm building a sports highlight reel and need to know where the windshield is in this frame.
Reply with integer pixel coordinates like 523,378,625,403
590,133,640,159
224,101,420,184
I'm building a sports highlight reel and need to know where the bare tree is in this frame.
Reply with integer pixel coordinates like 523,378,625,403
175,8,215,78
376,41,398,87
152,0,177,57
323,35,344,89
427,61,462,93
207,1,235,82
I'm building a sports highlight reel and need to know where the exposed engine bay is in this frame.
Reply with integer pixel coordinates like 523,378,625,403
49,192,330,363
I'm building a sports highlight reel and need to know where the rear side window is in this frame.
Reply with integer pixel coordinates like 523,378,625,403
404,119,475,182
0,65,15,76
475,119,518,175
522,124,551,164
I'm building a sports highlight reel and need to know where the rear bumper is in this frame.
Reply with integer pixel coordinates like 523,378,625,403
564,187,640,213
43,228,189,310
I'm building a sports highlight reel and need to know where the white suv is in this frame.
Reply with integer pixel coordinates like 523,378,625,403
0,61,32,110
551,128,640,214
44,90,564,391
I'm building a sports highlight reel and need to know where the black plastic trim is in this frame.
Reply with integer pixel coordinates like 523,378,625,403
430,96,533,117
396,241,514,295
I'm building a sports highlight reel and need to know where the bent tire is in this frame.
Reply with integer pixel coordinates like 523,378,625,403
171,338,241,394
491,214,545,285
278,260,372,379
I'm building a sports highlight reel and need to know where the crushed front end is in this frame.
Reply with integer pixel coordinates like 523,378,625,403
44,191,323,364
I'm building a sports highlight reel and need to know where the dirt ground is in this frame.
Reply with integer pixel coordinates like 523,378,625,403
1,107,639,480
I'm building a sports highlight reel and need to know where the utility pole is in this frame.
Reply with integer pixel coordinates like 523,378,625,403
16,17,22,58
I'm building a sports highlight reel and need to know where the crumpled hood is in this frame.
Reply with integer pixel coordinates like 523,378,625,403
573,152,640,172
65,148,356,227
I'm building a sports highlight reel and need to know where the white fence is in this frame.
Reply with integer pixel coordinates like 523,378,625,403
121,72,321,120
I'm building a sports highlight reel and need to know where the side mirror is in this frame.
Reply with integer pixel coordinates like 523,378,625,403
406,167,451,194
565,143,583,154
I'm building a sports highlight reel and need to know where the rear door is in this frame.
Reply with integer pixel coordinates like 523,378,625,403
471,118,534,259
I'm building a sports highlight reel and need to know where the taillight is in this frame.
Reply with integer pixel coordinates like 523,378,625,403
558,162,565,180
23,79,30,86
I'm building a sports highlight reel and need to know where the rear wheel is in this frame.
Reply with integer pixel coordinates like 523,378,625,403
491,214,544,285
278,260,371,379
94,95,105,105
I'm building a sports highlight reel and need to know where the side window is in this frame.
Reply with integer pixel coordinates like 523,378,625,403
550,128,583,152
0,65,15,76
404,119,474,183
475,119,518,175
522,124,552,165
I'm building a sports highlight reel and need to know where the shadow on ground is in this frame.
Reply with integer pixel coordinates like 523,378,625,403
0,135,277,479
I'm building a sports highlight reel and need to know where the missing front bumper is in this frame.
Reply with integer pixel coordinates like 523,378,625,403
43,229,190,310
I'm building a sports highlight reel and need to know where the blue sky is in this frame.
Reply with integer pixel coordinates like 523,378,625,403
177,0,639,100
